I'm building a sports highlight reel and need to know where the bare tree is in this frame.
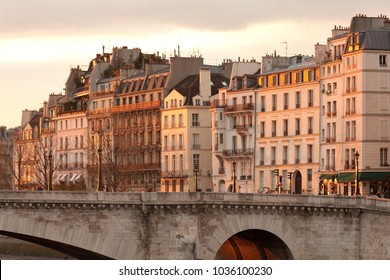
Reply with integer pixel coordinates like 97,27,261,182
31,137,62,190
89,132,124,192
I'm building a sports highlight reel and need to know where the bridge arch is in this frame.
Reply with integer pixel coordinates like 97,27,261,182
214,229,293,260
0,230,112,259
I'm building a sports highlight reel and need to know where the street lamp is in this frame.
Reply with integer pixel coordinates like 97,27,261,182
232,161,237,193
193,164,199,192
97,147,104,191
48,151,53,191
288,172,293,194
355,150,360,195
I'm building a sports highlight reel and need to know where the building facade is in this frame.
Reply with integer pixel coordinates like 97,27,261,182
319,15,390,197
162,68,230,192
256,55,321,194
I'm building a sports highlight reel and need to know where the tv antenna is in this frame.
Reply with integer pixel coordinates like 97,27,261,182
281,42,288,57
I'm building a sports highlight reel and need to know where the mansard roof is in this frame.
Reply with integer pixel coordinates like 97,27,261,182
172,74,230,106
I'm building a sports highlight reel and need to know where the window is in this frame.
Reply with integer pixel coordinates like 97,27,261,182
165,156,169,171
171,135,176,150
164,135,168,150
283,119,288,136
307,169,313,190
259,148,265,165
295,145,300,164
272,120,277,137
283,146,288,164
272,95,277,111
172,155,176,171
260,122,265,137
307,144,313,163
193,134,200,149
380,55,387,66
283,93,289,109
332,123,336,142
380,148,388,166
271,147,276,165
295,118,300,135
80,136,84,148
192,114,199,126
308,117,313,134
308,90,313,107
75,136,78,149
351,121,356,140
193,154,200,169
260,96,266,112
219,133,224,144
295,91,301,108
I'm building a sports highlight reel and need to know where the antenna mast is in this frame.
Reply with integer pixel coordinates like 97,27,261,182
281,42,288,57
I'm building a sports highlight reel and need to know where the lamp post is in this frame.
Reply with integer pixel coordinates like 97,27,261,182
97,147,104,191
288,172,293,194
355,150,360,195
232,161,237,193
193,165,199,192
48,151,53,191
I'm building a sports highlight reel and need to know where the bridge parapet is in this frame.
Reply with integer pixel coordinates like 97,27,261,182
0,191,389,214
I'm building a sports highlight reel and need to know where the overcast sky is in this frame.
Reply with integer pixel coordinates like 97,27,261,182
0,0,388,128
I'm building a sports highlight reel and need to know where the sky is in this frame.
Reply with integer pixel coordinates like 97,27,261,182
0,0,388,128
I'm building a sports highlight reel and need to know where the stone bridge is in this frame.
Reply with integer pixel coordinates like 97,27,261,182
0,191,389,259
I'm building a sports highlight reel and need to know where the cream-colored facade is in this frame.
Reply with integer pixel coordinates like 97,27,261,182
161,90,213,192
211,77,256,193
161,68,230,192
319,15,390,197
256,56,321,194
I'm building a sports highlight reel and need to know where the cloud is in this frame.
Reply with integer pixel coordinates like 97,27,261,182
2,0,388,39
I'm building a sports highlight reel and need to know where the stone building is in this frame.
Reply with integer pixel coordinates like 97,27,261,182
161,67,230,192
0,126,14,190
256,54,321,194
319,15,390,197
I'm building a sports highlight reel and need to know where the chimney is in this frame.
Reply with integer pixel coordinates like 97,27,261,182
199,67,211,98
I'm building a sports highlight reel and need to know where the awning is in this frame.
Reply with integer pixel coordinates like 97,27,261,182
337,172,355,182
337,172,390,182
359,172,390,181
319,174,334,180
59,174,68,181
69,173,78,181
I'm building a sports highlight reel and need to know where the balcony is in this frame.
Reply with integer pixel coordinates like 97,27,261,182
296,103,301,109
272,131,276,137
308,158,313,163
295,130,300,135
218,167,225,174
161,170,189,178
112,100,161,113
223,148,254,157
260,132,265,138
259,160,264,166
332,111,337,117
284,105,289,110
192,121,200,126
308,102,313,107
210,100,226,108
308,128,313,134
295,159,300,164
283,159,288,164
283,131,288,136
235,124,249,134
192,144,200,149
225,103,254,112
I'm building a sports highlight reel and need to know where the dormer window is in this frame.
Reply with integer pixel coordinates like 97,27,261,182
195,99,201,106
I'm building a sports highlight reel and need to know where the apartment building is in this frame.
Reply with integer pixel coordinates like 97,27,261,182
211,75,257,193
13,109,43,190
319,15,390,197
256,54,321,194
161,67,230,192
111,57,204,191
0,126,14,190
